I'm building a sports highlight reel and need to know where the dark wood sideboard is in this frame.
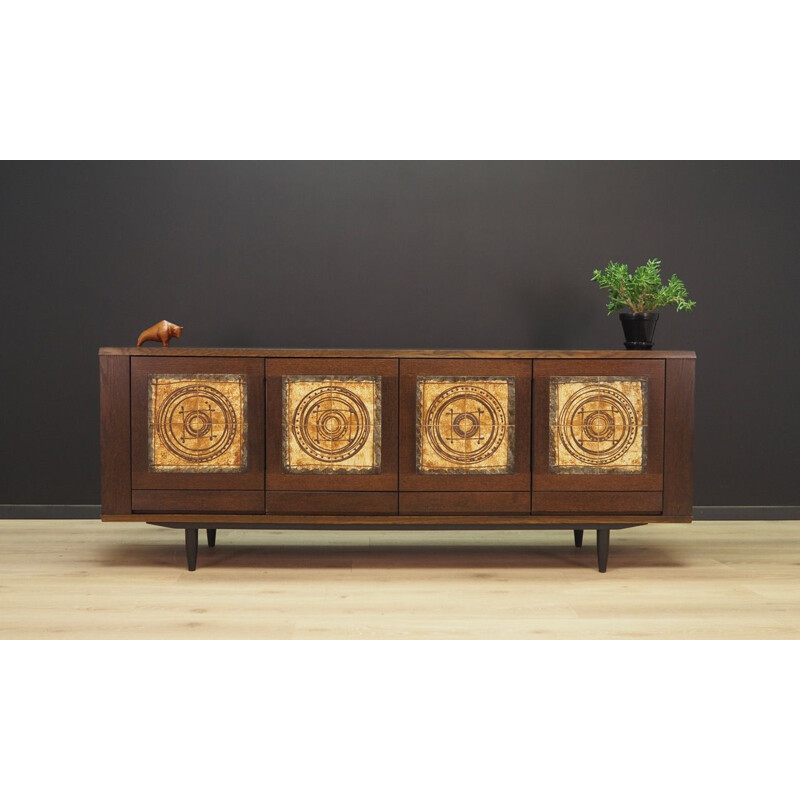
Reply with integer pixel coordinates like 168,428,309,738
99,348,695,572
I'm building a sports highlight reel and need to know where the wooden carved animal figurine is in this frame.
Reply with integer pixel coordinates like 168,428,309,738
137,320,183,347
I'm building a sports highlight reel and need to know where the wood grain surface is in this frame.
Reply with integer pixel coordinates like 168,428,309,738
102,513,691,525
663,357,696,516
100,348,696,359
532,491,662,514
100,355,131,514
101,351,695,524
131,490,265,513
266,492,398,515
1,519,796,639
399,492,531,515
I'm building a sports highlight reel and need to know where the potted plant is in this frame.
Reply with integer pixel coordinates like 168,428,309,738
591,258,696,349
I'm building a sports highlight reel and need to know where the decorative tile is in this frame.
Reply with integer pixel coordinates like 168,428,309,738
149,374,247,472
549,376,647,473
283,377,381,474
417,377,515,474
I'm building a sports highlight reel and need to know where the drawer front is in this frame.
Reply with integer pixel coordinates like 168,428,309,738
266,358,398,492
266,491,397,515
132,490,265,514
399,359,532,492
131,357,265,492
400,492,530,515
533,359,664,494
532,491,662,514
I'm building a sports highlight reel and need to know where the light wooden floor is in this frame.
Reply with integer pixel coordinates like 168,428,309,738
0,519,798,639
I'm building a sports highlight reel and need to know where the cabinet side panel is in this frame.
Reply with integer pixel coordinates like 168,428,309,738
100,355,131,514
663,358,695,516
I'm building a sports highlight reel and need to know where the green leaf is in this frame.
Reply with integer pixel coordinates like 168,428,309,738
590,258,695,313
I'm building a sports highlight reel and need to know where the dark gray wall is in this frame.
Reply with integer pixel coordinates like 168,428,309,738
2,162,798,507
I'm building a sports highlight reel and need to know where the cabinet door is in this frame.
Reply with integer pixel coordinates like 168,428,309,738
532,359,664,513
130,357,265,512
265,358,398,513
399,359,531,512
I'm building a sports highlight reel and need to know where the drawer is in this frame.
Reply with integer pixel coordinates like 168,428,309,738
266,491,397,515
532,491,662,514
132,490,265,514
400,492,530,515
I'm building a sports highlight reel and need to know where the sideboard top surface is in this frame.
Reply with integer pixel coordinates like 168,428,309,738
100,348,696,359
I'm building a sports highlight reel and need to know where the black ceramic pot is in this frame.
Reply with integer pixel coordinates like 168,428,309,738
619,312,659,350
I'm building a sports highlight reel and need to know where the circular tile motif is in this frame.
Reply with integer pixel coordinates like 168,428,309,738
424,384,507,465
156,384,237,463
293,386,371,463
558,385,639,465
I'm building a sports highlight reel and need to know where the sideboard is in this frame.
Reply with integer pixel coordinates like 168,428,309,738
99,348,695,572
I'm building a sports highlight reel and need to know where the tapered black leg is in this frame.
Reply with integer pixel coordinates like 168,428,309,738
207,528,216,548
185,528,198,571
596,528,610,573
573,529,584,548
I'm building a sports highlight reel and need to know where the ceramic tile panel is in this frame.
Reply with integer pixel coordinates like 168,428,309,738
149,375,247,472
417,377,515,474
550,376,647,474
283,376,381,473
